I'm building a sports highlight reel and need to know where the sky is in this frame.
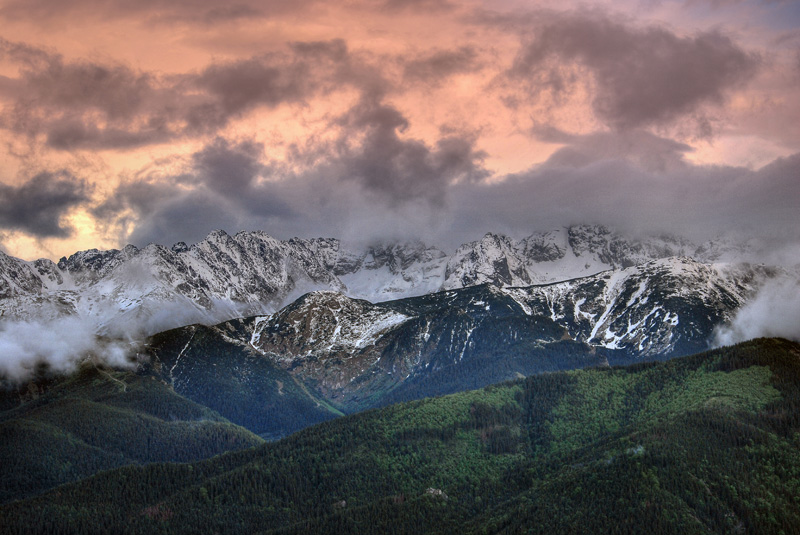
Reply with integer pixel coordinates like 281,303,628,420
0,0,799,260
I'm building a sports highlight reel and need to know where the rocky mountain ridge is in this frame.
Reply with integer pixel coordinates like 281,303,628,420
140,256,768,438
0,225,763,337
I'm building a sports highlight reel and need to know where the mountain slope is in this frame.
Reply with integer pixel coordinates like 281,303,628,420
146,286,592,438
144,285,598,439
0,364,262,504
2,338,798,534
503,257,768,356
0,225,769,338
441,225,734,289
140,257,761,440
145,320,344,440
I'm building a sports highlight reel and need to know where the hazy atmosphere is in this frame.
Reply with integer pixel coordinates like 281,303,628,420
0,0,799,260
6,4,800,527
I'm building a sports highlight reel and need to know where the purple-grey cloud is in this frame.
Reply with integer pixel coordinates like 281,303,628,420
0,0,316,26
94,138,294,245
0,171,89,238
332,97,488,205
510,10,759,130
684,0,797,9
532,127,694,172
403,46,481,84
0,38,363,150
95,91,489,245
381,0,455,12
445,137,800,248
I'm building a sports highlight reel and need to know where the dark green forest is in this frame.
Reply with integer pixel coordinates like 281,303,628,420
0,365,262,503
2,337,799,534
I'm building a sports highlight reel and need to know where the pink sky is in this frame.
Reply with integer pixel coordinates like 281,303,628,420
0,0,798,259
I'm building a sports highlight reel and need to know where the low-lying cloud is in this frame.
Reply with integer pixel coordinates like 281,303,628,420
0,287,273,383
82,125,800,256
0,316,135,383
445,137,800,248
713,276,800,346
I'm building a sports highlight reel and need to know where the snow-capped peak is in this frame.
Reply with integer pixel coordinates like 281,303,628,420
0,225,767,339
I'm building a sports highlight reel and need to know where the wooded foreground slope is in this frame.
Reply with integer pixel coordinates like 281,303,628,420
2,338,799,535
0,365,262,504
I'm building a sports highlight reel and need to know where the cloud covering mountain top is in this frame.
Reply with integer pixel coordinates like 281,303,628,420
0,0,797,262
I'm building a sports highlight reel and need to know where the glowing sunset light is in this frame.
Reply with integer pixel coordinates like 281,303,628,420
0,0,797,259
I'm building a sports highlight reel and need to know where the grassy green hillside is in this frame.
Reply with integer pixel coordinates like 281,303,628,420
2,338,799,534
0,364,263,504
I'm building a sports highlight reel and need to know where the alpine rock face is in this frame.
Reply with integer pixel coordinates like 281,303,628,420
442,226,708,289
0,224,775,338
502,258,774,357
333,241,449,302
0,231,347,335
143,256,774,439
146,284,594,438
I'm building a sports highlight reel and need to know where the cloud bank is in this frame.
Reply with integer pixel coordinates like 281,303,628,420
0,1,795,293
713,276,800,346
0,316,135,383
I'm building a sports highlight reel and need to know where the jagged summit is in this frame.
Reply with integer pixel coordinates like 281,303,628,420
0,225,764,337
252,290,411,362
141,256,766,431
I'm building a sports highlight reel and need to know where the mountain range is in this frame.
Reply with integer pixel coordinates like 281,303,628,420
2,224,799,529
0,225,765,337
0,225,789,442
133,256,772,441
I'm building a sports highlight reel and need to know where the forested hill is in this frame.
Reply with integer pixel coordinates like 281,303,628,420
2,337,800,534
0,365,262,504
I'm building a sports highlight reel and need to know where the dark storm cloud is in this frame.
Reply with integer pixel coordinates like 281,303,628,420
188,138,293,217
333,98,488,205
403,47,481,84
95,138,294,245
0,38,361,150
0,171,89,238
191,138,265,194
190,39,360,120
510,11,759,130
44,122,174,151
445,132,800,247
193,58,312,117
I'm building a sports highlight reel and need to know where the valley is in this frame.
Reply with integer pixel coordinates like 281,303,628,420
2,338,799,534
